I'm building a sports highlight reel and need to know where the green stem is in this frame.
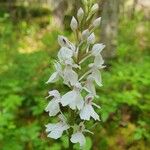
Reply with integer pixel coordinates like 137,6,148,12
68,134,74,150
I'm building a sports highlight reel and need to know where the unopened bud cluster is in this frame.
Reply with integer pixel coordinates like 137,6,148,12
45,3,105,148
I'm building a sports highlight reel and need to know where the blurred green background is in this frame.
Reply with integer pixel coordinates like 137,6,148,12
0,0,150,150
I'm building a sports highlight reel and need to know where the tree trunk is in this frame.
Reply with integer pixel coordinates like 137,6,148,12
130,0,138,19
100,0,119,59
50,0,68,28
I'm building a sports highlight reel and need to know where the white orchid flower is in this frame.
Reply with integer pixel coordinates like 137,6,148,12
45,90,61,116
70,122,92,147
80,95,100,121
46,62,62,84
61,82,84,110
58,35,76,52
45,114,69,139
45,3,106,147
91,43,105,66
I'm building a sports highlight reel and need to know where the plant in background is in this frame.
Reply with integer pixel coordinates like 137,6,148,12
45,1,105,149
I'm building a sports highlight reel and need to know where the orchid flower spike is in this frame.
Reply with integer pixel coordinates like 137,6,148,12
45,2,106,147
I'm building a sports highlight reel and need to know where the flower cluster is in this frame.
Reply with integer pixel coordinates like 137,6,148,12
45,2,105,148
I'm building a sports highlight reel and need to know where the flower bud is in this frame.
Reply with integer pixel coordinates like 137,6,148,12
87,33,95,44
70,16,78,31
93,17,101,27
91,3,99,14
81,29,90,40
58,35,68,47
77,8,84,22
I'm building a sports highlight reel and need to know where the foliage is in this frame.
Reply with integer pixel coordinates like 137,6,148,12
0,7,150,150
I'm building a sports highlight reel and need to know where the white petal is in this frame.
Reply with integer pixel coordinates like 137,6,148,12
94,54,104,66
48,90,60,98
46,72,59,83
61,124,70,131
84,77,96,96
48,129,63,139
91,44,105,56
80,104,91,120
45,100,60,116
54,62,62,72
89,105,100,121
92,102,101,109
69,92,84,110
92,69,102,86
58,47,73,62
70,132,86,147
76,93,84,110
61,90,76,106
45,123,61,132
63,67,78,86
